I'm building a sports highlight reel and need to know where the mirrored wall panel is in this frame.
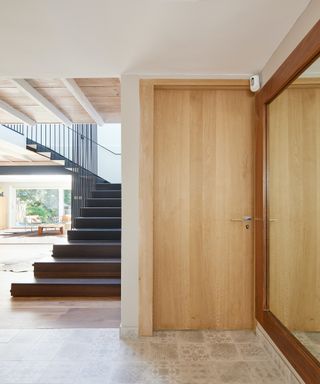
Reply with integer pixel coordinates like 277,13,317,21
268,56,320,362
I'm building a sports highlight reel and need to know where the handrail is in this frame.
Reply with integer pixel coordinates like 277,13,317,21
1,123,24,135
61,123,121,156
1,123,121,155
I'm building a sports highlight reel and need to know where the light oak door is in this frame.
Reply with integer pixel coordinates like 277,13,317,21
153,88,254,330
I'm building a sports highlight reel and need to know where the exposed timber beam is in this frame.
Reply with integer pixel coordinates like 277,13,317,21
0,99,35,125
11,79,72,126
61,78,105,126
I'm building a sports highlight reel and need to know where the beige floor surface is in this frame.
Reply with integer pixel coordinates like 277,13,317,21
0,329,287,384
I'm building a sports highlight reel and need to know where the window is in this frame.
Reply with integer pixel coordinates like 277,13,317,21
15,188,71,226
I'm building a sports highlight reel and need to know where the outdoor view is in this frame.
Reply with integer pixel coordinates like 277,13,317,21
15,189,71,226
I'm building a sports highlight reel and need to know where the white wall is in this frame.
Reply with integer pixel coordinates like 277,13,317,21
0,124,26,150
261,0,320,84
120,75,140,335
97,124,121,183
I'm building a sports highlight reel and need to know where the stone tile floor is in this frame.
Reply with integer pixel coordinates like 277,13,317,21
0,328,287,383
294,331,320,361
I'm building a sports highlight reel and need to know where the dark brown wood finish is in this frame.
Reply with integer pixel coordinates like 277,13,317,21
255,20,320,384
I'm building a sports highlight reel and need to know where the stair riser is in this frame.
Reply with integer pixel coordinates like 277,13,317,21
96,183,121,190
91,191,121,198
74,218,121,229
52,244,121,258
34,263,121,279
11,284,121,297
80,208,121,217
68,231,121,241
86,198,121,207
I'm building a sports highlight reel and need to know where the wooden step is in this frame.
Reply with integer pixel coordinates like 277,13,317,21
86,198,121,207
95,183,121,190
74,217,121,229
11,278,121,297
26,143,37,150
91,190,121,198
52,242,121,258
68,229,121,241
34,258,121,278
80,207,121,217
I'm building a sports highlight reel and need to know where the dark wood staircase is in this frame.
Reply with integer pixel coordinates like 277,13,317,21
11,182,121,297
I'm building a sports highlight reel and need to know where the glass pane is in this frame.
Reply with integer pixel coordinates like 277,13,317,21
268,56,320,362
16,189,59,226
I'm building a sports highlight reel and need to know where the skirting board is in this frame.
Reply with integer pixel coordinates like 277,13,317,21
119,324,139,339
256,323,305,384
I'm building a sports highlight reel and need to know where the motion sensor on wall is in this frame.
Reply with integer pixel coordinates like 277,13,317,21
249,75,260,92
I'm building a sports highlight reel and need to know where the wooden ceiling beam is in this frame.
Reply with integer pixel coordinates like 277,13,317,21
11,79,73,126
61,78,105,126
0,99,35,125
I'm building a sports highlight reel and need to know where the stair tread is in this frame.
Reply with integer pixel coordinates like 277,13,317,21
75,217,122,219
91,190,121,192
62,240,121,244
12,278,121,285
96,183,121,186
87,197,121,199
81,207,121,209
35,258,121,264
69,228,121,232
54,240,121,247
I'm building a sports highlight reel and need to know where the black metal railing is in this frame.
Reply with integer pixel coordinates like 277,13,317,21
2,123,24,135
2,123,121,227
70,124,98,226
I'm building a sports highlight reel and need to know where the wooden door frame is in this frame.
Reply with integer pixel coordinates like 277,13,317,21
139,79,250,336
255,20,320,383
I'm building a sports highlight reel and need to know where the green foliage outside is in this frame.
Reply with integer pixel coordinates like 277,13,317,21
64,189,71,206
16,189,59,223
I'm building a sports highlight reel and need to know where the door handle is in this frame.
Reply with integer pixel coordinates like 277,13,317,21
231,216,252,222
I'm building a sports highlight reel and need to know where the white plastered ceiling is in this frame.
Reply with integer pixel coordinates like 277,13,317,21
0,0,310,78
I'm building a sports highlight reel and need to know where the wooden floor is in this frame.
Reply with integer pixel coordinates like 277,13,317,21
0,244,120,329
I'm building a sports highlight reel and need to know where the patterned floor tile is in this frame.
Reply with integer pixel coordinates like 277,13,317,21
248,361,286,384
204,330,233,344
148,342,179,361
173,362,218,384
305,332,320,345
214,361,253,384
209,343,240,361
0,328,288,384
176,330,205,343
152,331,178,344
178,343,210,361
237,343,269,361
142,361,178,384
229,330,258,343
111,362,148,384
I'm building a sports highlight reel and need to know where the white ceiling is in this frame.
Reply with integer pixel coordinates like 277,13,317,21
0,0,310,78
0,175,71,184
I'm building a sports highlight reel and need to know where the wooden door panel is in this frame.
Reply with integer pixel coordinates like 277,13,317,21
153,88,254,330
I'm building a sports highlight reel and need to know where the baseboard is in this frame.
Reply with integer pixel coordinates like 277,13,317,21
119,324,139,339
256,323,305,384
